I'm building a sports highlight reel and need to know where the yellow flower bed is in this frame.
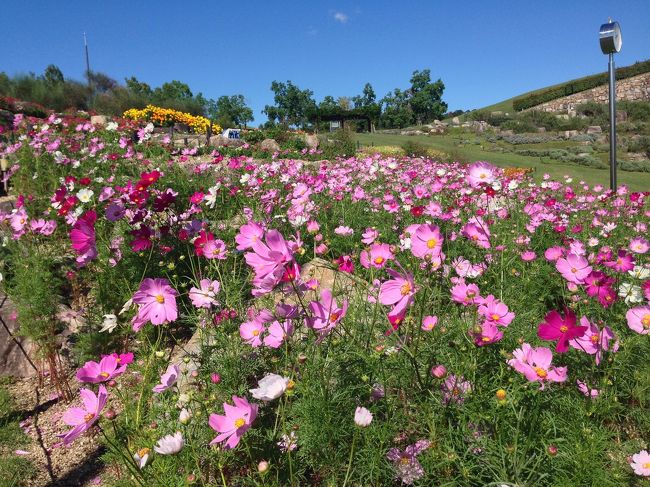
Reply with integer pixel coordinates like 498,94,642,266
123,105,220,134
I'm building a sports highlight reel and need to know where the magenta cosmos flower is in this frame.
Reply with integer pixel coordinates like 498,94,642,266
76,354,128,383
263,320,294,348
537,308,588,353
507,344,567,390
306,289,348,341
411,224,444,261
235,221,265,251
244,229,295,295
379,267,416,315
209,396,258,449
131,278,178,331
555,253,592,285
626,306,650,334
60,385,108,445
568,317,618,364
70,210,97,267
450,280,481,306
188,279,220,309
461,217,491,249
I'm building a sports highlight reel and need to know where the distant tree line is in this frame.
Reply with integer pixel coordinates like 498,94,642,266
262,69,448,131
0,65,254,128
0,65,448,131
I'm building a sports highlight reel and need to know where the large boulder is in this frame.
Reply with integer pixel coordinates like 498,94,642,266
259,138,280,152
586,125,602,134
304,134,319,149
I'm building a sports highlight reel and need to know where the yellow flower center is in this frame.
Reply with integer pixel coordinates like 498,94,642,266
471,235,478,241
481,336,491,342
644,462,650,469
571,267,577,273
559,325,568,333
452,387,461,396
400,282,412,296
137,447,150,457
99,372,110,378
84,413,95,422
491,313,500,321
234,418,246,428
426,238,437,249
329,312,340,323
374,256,384,265
252,329,260,336
400,456,410,465
287,380,295,390
479,173,487,179
535,368,548,378
19,218,25,224
590,334,599,344
642,315,650,327
155,294,165,304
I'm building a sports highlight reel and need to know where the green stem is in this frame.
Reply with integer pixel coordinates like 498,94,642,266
342,429,357,487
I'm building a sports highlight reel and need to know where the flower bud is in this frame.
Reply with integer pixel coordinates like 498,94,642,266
430,365,447,379
496,389,507,401
547,445,558,456
211,373,221,384
258,460,269,474
104,408,117,420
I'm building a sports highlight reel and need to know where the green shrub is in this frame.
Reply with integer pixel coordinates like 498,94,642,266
242,129,265,144
401,140,429,157
321,129,357,158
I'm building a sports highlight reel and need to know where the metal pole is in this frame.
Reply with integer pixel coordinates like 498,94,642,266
608,53,617,191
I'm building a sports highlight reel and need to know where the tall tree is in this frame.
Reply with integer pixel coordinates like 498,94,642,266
263,81,316,129
43,65,64,85
125,76,153,98
153,80,193,102
353,82,376,108
207,95,254,128
408,69,447,124
380,88,414,129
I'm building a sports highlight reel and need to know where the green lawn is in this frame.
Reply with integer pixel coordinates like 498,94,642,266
354,132,650,191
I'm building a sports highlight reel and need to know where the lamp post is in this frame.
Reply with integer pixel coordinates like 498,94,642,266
599,19,622,191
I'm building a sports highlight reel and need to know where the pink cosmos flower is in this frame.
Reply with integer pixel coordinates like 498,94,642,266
507,344,567,390
152,364,180,393
569,318,618,364
239,309,273,347
629,237,649,254
441,374,472,405
70,210,97,267
555,253,592,284
244,229,295,296
209,396,258,449
630,450,650,476
520,250,536,262
421,315,438,331
576,379,600,398
466,161,496,187
626,306,650,334
60,385,108,445
193,230,214,257
604,250,635,273
263,320,294,348
76,355,127,383
335,255,355,273
386,439,431,484
306,289,348,341
537,308,588,353
450,281,481,306
360,243,394,269
188,279,220,309
334,225,354,236
461,217,491,249
472,321,504,346
379,267,416,325
361,227,379,245
131,278,178,331
544,246,565,262
203,239,228,259
411,224,443,260
478,295,515,327
235,221,265,250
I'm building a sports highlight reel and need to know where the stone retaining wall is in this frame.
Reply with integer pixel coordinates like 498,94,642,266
531,72,650,113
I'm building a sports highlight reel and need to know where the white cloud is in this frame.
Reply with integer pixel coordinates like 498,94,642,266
333,12,348,23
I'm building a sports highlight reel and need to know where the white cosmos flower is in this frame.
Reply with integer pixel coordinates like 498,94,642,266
119,298,134,315
508,180,519,190
99,314,118,333
76,188,94,203
133,448,150,469
619,282,643,305
154,432,184,455
179,408,192,424
205,185,221,209
354,407,373,427
250,373,290,401
106,121,119,131
628,265,650,280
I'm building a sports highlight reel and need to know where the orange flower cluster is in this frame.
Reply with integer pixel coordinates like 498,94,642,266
123,105,220,134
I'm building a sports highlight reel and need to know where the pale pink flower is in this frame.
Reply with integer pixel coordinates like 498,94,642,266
60,385,108,445
152,364,180,393
188,279,220,309
209,396,257,449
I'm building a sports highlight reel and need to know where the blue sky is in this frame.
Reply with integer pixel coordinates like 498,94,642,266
3,0,649,122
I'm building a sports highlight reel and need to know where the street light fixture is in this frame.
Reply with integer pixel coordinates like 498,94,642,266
599,19,622,191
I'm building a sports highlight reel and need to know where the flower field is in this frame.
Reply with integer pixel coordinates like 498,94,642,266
0,113,649,486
